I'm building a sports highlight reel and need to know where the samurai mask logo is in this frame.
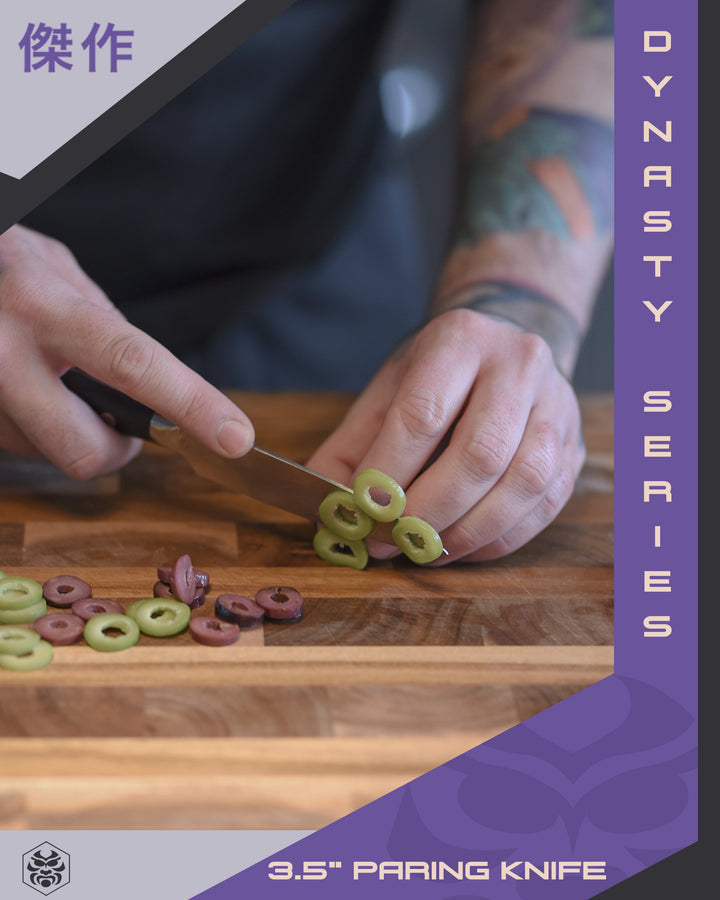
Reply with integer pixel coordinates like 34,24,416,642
22,842,70,895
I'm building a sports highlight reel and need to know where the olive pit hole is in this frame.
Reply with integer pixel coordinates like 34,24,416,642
336,505,358,525
50,620,69,629
369,486,392,507
101,627,125,638
271,592,289,603
332,543,355,556
57,585,75,594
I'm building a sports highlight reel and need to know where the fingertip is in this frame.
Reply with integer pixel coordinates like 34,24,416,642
215,417,255,458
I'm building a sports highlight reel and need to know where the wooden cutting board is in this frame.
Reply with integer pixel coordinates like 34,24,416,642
0,392,613,829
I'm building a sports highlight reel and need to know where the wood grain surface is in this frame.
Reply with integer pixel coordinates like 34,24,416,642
0,392,613,829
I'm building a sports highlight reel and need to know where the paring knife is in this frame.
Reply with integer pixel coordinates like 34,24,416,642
60,368,396,543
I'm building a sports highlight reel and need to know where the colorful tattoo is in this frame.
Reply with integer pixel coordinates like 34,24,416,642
576,0,614,38
457,107,613,245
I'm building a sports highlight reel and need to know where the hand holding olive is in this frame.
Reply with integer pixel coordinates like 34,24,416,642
307,309,585,564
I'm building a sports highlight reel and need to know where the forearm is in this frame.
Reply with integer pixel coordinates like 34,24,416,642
431,0,614,377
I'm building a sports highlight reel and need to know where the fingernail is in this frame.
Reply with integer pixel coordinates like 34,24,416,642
215,418,253,458
366,538,400,560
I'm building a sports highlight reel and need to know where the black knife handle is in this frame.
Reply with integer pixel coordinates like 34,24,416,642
61,368,155,441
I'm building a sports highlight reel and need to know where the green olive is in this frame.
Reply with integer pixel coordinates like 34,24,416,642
0,638,53,671
132,598,190,637
313,528,369,570
0,575,44,610
0,598,48,624
124,598,153,621
83,613,140,652
0,625,42,657
318,489,375,541
352,468,406,522
391,516,444,564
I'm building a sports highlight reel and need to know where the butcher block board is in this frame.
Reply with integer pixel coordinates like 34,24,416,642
0,392,613,828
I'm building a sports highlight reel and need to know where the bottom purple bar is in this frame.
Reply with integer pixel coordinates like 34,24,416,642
190,675,697,900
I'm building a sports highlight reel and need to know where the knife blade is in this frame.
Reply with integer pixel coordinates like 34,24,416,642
60,368,396,542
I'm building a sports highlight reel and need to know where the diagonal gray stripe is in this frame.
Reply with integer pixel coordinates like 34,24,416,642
0,0,297,234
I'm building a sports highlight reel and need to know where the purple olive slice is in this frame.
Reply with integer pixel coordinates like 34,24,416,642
157,565,210,590
214,594,265,629
33,612,85,646
189,616,240,646
71,598,124,622
254,586,303,621
153,581,206,609
169,554,197,605
42,575,92,608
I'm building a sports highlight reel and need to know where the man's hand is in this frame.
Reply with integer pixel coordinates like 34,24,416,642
0,224,254,477
307,308,584,564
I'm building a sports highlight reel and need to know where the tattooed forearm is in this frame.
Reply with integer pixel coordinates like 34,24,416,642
461,0,613,151
430,0,613,374
576,0,614,38
457,107,613,245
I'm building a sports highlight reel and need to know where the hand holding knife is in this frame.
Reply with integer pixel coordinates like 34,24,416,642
60,368,398,544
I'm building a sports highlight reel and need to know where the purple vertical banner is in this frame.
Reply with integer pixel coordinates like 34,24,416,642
189,3,698,898
614,0,698,702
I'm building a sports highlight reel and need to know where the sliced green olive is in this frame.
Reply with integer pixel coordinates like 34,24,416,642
318,489,375,541
132,598,191,637
352,468,406,522
124,598,152,621
84,613,140,652
0,575,44,610
0,625,42,657
0,638,53,671
391,516,444,564
0,598,47,624
313,528,369,570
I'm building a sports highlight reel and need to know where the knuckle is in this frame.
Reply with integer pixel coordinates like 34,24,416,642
516,453,555,496
104,331,156,393
174,386,209,430
44,235,75,264
393,388,449,443
519,332,553,372
538,468,574,521
461,423,513,481
513,429,561,498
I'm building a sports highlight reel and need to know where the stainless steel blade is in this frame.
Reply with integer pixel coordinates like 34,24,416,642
149,416,397,543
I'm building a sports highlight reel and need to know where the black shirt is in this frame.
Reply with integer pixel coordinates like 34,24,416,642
23,0,435,389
